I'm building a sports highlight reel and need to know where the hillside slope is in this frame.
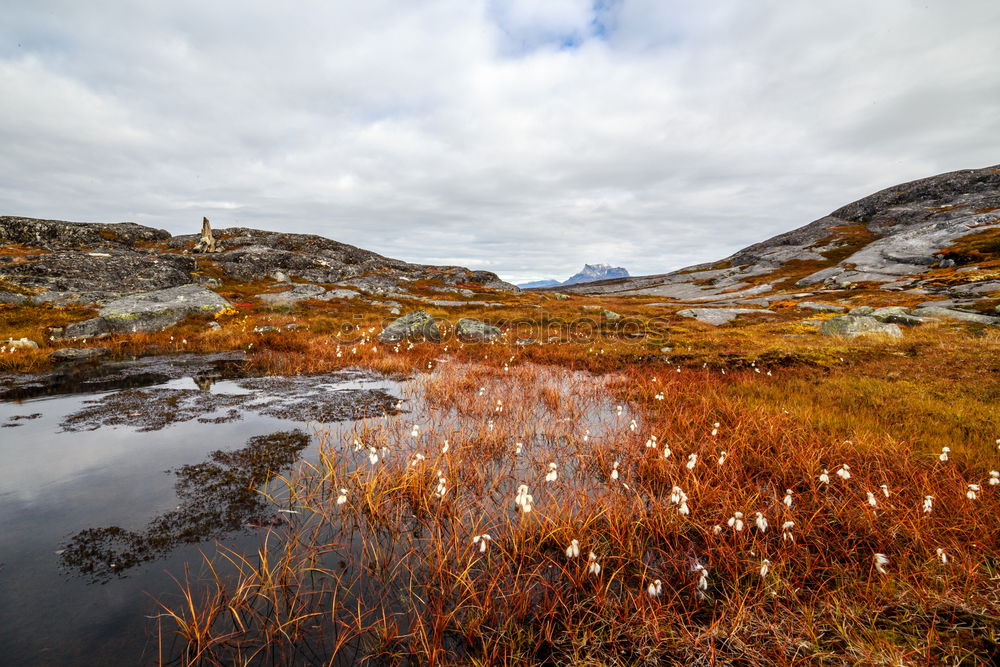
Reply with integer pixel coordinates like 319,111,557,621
562,165,1000,309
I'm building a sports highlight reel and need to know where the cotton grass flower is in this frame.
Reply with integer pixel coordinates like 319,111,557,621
711,422,720,437
923,495,934,513
717,451,728,466
727,512,745,532
966,483,980,500
880,484,890,498
629,419,637,432
686,453,698,470
939,446,950,462
434,475,448,498
514,484,533,513
936,547,948,565
610,460,619,481
514,442,523,455
694,564,709,591
754,512,768,533
336,489,348,506
782,489,793,507
873,553,889,575
587,552,601,575
647,579,662,598
441,441,449,454
644,435,658,449
781,520,794,542
866,491,878,508
989,471,999,486
670,486,690,514
836,464,851,480
565,539,580,559
819,469,830,485
760,559,771,577
545,462,558,483
368,448,379,466
472,534,492,553
662,444,672,459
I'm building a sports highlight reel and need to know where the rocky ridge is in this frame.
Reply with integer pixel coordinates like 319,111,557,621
0,217,518,309
556,165,1000,322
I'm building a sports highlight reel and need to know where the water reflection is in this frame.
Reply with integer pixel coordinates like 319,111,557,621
60,430,310,582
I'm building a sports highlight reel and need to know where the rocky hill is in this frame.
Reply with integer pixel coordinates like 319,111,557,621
559,165,1000,313
0,217,518,306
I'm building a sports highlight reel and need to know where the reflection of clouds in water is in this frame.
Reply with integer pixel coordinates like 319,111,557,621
60,431,310,582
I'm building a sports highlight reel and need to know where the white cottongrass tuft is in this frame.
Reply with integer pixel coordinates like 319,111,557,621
647,579,662,597
781,520,795,542
874,553,889,575
686,453,698,470
760,559,771,577
545,462,558,483
713,524,723,535
662,444,672,459
610,460,619,481
866,491,878,508
694,564,709,591
670,486,690,515
989,471,999,486
819,469,830,485
966,483,980,500
711,422,720,437
565,539,580,559
782,489,793,507
616,405,623,416
718,451,728,466
472,534,492,553
368,448,379,466
629,419,637,432
923,495,934,514
441,441,449,454
515,484,533,513
336,489,348,506
755,512,768,533
836,464,851,480
587,552,601,575
939,446,950,462
434,475,448,498
936,547,948,565
645,435,658,449
727,512,745,532
514,442,523,455
880,484,890,498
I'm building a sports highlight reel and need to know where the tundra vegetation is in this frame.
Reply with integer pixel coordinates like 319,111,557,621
1,167,998,664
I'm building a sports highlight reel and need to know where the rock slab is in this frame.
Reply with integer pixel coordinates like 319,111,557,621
820,315,903,338
61,284,231,338
455,318,501,343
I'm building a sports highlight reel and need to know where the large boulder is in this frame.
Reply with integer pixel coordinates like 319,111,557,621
820,315,903,338
59,284,231,338
455,318,501,343
378,310,442,343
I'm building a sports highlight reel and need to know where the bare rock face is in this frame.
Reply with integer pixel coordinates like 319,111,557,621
56,284,232,338
820,315,903,339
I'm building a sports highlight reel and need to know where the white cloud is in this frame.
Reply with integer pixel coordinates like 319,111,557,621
1,1,998,284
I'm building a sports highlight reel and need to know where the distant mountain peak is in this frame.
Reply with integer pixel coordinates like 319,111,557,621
517,264,629,289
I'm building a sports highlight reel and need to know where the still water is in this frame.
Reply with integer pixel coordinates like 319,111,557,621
0,360,402,665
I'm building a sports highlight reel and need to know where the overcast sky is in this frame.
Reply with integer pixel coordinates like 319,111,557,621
2,1,998,283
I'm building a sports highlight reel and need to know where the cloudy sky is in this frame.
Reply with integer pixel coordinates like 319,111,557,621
2,1,998,284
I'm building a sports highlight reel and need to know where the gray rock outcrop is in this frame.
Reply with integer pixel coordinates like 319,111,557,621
57,284,231,338
378,311,442,343
455,318,501,343
676,308,775,326
820,315,903,338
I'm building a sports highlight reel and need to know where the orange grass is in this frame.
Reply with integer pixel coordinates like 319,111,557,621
154,348,1000,664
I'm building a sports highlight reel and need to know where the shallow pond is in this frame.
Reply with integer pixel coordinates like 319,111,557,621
0,355,404,666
